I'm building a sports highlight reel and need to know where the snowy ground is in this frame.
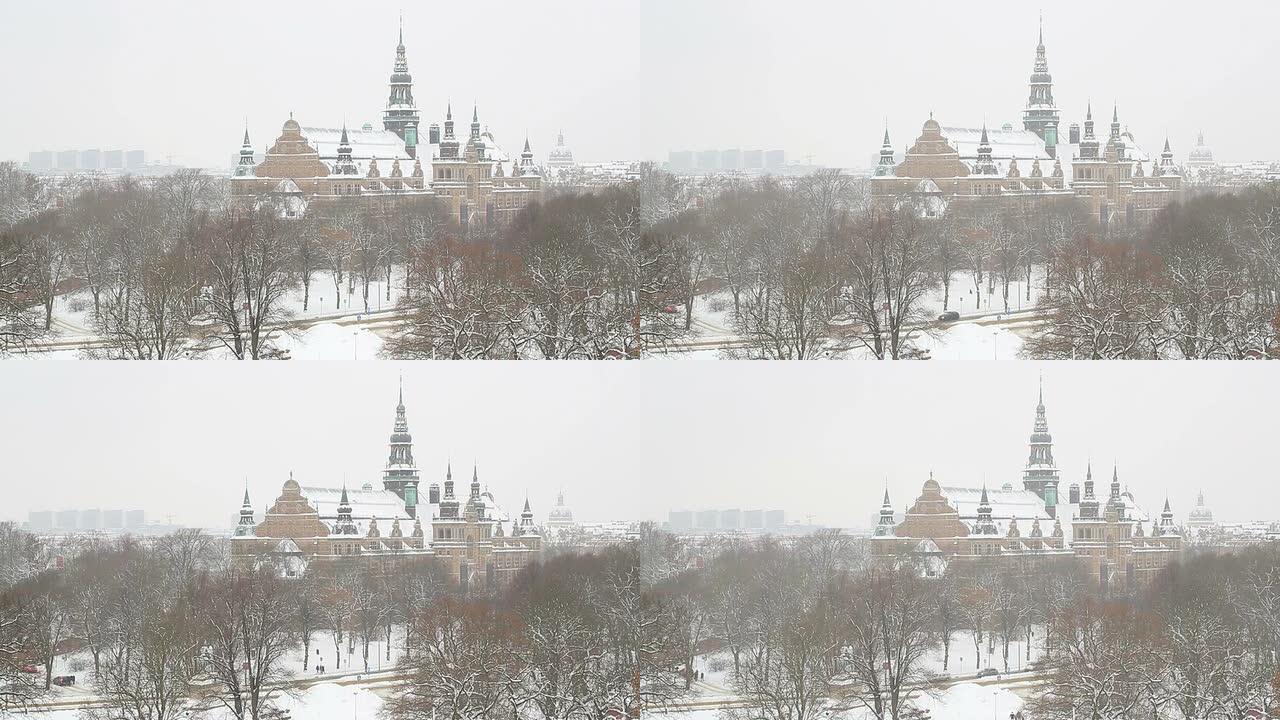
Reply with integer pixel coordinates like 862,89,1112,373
664,268,1043,361
25,628,410,712
22,266,1044,361
672,633,1042,720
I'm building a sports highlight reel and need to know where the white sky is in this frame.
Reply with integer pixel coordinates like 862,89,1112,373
0,362,1271,531
1,1,1276,168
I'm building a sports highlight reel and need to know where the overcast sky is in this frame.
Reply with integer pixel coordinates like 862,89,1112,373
1,1,1277,169
0,362,1271,531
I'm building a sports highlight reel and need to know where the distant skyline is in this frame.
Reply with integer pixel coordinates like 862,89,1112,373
0,363,1271,532
1,1,1278,169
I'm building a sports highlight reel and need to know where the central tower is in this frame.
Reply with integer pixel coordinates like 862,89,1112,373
1022,20,1061,157
382,19,421,158
1021,380,1062,516
382,381,421,517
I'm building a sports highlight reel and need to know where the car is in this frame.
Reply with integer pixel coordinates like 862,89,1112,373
52,675,75,687
18,665,38,674
938,311,961,322
976,668,999,678
662,305,678,314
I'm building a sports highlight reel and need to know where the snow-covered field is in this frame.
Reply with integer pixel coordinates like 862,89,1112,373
22,266,1045,361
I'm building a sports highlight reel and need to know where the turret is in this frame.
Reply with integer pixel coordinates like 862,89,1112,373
873,487,896,536
440,464,459,519
334,484,359,535
1159,137,1179,175
1079,463,1100,519
234,126,257,177
974,124,998,176
874,126,897,177
1080,103,1100,160
234,487,256,535
382,380,420,516
1160,497,1177,531
466,464,485,519
519,496,537,532
367,516,381,538
1105,464,1125,520
520,136,536,173
975,485,999,535
334,124,359,176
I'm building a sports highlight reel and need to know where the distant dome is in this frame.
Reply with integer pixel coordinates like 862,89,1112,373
282,116,301,134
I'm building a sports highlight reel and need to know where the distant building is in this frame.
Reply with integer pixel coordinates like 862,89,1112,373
743,149,763,170
125,510,146,528
55,150,78,172
695,150,720,172
1187,131,1216,173
668,150,694,172
1187,491,1215,534
27,511,53,532
546,490,576,533
102,509,124,529
79,149,101,172
124,150,145,170
763,150,786,169
764,509,786,529
720,149,742,172
27,151,52,172
547,130,576,173
668,510,693,531
54,510,79,531
720,508,741,530
743,509,764,529
694,509,719,530
103,150,124,170
80,509,102,531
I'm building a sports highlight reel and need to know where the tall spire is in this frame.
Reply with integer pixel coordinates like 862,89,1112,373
1023,378,1060,514
383,17,421,155
382,384,420,514
1024,16,1060,153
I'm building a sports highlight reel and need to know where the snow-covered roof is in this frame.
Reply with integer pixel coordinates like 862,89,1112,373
303,126,412,162
301,485,410,521
941,485,1051,521
941,126,1049,161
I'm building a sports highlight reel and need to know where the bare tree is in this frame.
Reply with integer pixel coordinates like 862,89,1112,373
385,235,520,359
389,597,523,720
198,209,296,359
198,569,295,720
